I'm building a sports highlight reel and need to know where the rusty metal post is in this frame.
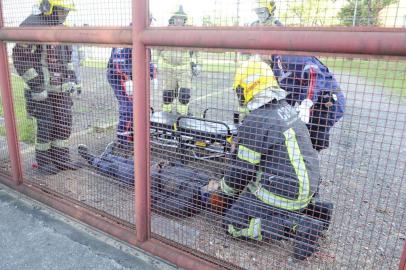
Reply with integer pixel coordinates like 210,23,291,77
1,27,406,56
140,27,406,56
0,27,132,45
0,1,22,184
400,241,406,270
133,0,150,242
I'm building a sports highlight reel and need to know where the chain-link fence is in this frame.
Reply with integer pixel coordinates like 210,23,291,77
148,49,406,269
0,97,11,174
7,42,135,225
2,0,131,27
149,0,406,27
0,0,405,269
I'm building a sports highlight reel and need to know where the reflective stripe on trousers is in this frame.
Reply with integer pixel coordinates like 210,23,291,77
248,128,312,211
228,218,262,240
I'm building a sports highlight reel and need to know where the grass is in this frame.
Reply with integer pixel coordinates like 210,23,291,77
82,56,406,98
321,58,406,97
82,58,108,69
0,75,36,144
82,57,238,74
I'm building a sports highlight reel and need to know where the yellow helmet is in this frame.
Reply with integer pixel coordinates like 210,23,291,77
255,0,276,15
233,59,281,106
39,0,76,16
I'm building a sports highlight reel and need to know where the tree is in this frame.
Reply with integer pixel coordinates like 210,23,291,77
338,0,398,26
280,0,342,26
202,15,213,26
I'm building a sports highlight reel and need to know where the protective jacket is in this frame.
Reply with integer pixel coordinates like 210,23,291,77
221,99,320,211
13,14,77,95
157,50,197,70
220,98,325,259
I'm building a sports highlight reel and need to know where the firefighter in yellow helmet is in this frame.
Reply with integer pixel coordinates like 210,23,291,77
217,59,330,260
11,0,81,175
38,0,76,23
155,5,199,115
252,0,281,26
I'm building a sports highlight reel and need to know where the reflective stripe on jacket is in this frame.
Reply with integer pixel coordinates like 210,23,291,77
221,99,320,211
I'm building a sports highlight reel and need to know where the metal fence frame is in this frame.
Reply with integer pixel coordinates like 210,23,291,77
0,0,405,269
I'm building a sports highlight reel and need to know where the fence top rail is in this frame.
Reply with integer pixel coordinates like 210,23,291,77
0,26,405,56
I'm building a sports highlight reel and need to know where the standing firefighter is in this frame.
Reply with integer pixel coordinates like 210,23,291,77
156,5,199,115
251,0,281,26
250,0,346,151
12,0,80,175
219,60,329,260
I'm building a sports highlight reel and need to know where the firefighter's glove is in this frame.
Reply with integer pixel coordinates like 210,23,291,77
67,70,77,82
69,83,82,95
191,62,200,77
124,80,134,96
298,98,313,123
62,82,77,94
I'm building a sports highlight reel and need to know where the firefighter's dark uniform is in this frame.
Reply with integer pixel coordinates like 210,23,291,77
12,13,78,173
221,95,325,260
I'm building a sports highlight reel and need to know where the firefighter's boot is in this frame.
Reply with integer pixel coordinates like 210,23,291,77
303,200,333,231
78,144,96,164
52,147,83,170
36,149,61,175
293,216,324,260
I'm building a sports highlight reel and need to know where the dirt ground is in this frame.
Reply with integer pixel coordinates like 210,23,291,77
1,66,405,270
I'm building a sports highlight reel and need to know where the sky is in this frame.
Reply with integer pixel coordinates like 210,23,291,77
3,0,405,27
2,0,263,27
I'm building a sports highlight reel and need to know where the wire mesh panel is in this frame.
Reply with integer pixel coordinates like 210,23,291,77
8,41,135,225
2,0,132,27
149,0,406,27
0,97,11,174
149,47,406,269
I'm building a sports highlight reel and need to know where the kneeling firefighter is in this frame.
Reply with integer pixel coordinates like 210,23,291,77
218,60,332,260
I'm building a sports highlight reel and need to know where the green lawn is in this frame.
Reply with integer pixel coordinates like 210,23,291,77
82,57,237,74
0,75,36,144
82,56,406,98
321,58,406,97
82,58,108,69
